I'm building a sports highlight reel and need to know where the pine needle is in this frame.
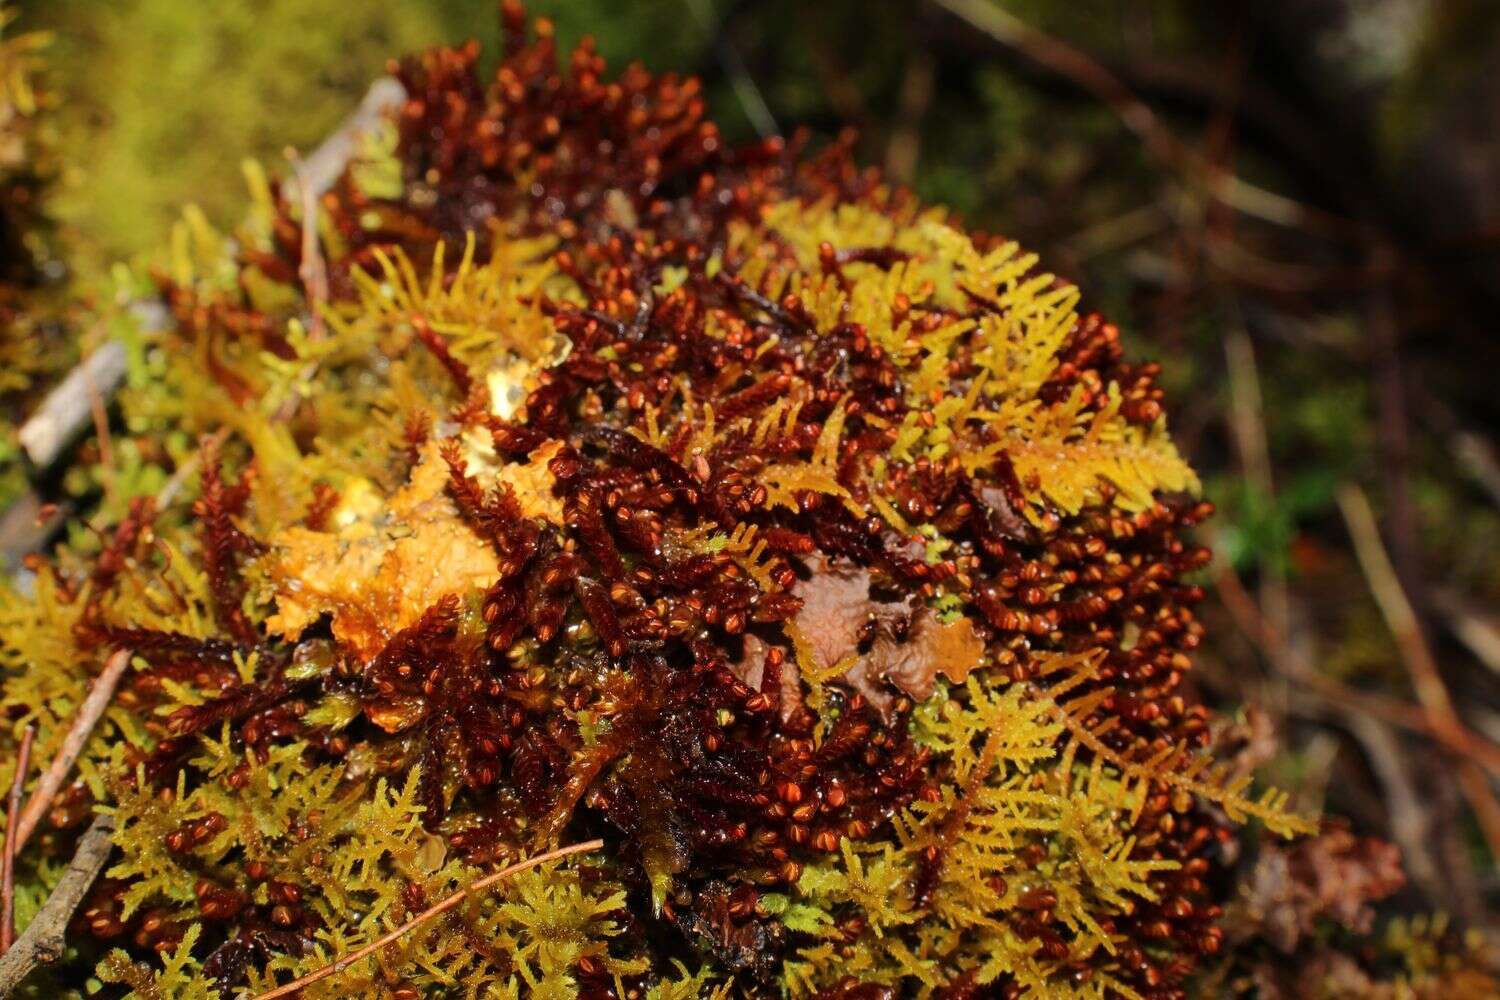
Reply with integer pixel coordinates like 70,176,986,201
250,838,605,1000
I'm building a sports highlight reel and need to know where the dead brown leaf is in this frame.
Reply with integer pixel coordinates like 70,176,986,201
847,609,985,718
790,555,885,674
787,555,984,721
1230,827,1405,953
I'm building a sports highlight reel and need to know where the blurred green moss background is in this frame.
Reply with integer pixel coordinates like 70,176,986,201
23,1,503,272
17,0,718,275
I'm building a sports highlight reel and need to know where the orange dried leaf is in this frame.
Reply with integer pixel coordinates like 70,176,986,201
850,610,985,717
263,439,558,661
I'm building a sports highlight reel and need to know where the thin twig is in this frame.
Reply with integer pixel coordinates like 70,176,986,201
1412,388,1500,514
0,394,222,992
0,814,115,997
2,80,401,994
1451,429,1500,513
84,369,116,511
0,289,216,986
288,152,329,342
1214,554,1470,904
1431,587,1500,676
1059,202,1171,262
1365,268,1423,599
1338,487,1451,724
250,839,604,1000
154,427,230,512
1224,325,1289,646
0,495,66,579
885,48,936,184
15,341,128,471
1338,484,1500,858
1340,712,1447,900
1,726,35,954
6,76,396,520
295,77,406,199
12,649,130,852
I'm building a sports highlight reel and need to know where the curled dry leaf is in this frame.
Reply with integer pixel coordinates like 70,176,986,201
877,610,985,695
263,439,561,660
848,609,985,718
787,555,984,720
789,555,890,674
977,481,1034,542
674,880,786,985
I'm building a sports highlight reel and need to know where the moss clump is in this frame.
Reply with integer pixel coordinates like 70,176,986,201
4,6,1318,999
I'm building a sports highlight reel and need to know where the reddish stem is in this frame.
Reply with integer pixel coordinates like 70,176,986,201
2,725,37,954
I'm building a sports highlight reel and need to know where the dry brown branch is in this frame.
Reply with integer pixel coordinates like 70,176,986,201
1451,429,1500,513
1432,587,1500,676
1365,275,1423,597
250,838,605,1000
1339,487,1453,727
1339,712,1447,901
275,81,407,415
84,366,116,508
1211,559,1500,775
11,648,130,852
0,80,413,994
1216,557,1465,905
145,426,231,515
685,0,778,139
288,153,328,342
294,77,406,199
928,0,1355,238
1338,484,1500,858
1060,202,1171,263
1203,237,1386,295
0,428,231,988
3,76,401,564
1,726,35,954
0,813,115,996
15,341,128,471
12,76,396,469
0,494,66,577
